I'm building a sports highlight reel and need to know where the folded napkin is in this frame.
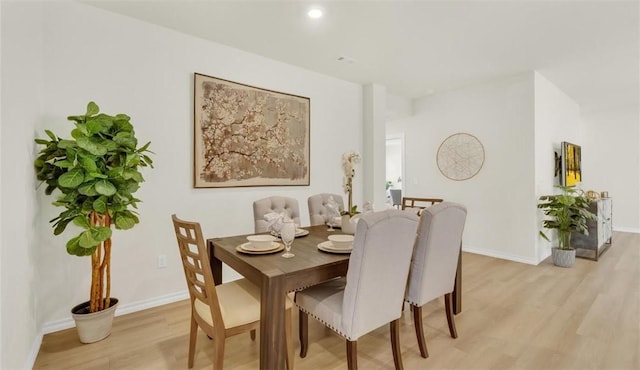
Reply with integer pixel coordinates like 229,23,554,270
326,196,340,218
264,211,291,233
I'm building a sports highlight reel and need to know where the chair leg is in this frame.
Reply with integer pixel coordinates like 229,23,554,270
299,310,309,358
213,335,225,370
412,304,429,358
188,315,198,368
285,308,294,370
390,319,404,370
444,293,458,338
346,340,358,370
250,329,256,341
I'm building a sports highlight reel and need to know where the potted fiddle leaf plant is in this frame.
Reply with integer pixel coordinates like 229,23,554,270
34,101,152,343
537,185,596,267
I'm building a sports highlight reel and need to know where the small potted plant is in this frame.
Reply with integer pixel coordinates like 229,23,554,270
537,185,596,267
34,102,152,342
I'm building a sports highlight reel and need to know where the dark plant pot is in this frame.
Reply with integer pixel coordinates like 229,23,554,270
551,248,575,268
71,298,119,343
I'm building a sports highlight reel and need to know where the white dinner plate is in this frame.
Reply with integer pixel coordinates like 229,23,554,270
237,241,282,254
317,241,352,254
271,229,310,238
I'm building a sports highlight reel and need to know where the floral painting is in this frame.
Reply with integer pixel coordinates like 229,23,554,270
194,73,310,188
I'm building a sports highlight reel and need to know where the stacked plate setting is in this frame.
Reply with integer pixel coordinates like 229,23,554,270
318,234,354,253
239,235,281,253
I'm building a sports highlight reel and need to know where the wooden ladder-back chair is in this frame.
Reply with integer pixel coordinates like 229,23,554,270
171,214,293,370
404,202,467,359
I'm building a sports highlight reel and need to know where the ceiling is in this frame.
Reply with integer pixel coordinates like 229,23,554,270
86,0,639,114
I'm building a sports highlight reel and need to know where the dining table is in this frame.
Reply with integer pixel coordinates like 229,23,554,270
207,224,462,370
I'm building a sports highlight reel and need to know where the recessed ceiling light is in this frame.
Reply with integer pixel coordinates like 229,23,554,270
308,8,323,19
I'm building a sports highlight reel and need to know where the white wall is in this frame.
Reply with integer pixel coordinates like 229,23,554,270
1,2,44,369
582,105,640,232
388,73,538,264
2,2,363,367
533,72,585,261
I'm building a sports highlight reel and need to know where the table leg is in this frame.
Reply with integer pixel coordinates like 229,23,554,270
210,245,223,286
260,276,287,370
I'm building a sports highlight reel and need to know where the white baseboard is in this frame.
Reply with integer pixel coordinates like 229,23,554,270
613,227,640,234
462,245,541,265
39,290,189,335
26,333,43,370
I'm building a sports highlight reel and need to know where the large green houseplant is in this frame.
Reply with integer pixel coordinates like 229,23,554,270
537,185,596,267
34,102,152,341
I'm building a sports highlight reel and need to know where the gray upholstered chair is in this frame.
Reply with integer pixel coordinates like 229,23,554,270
252,196,301,233
295,209,419,370
307,193,344,226
405,202,467,358
171,215,294,370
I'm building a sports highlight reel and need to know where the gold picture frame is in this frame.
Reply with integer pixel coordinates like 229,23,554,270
194,73,310,188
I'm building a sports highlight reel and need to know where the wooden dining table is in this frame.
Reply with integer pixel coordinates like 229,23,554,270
207,224,462,370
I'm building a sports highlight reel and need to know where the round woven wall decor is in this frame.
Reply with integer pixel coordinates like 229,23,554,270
436,133,485,181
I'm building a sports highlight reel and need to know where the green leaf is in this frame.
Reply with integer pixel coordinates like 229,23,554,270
115,214,136,230
35,139,50,145
93,196,108,213
88,172,108,179
53,160,74,168
85,119,104,135
79,230,100,248
91,226,112,242
114,132,137,149
86,101,99,116
45,130,57,141
114,117,133,132
80,156,98,172
54,218,72,235
76,136,108,156
95,180,117,196
123,169,144,182
137,141,151,153
57,140,77,149
58,169,85,188
72,216,91,229
78,181,98,196
66,235,82,255
67,115,85,124
71,128,85,139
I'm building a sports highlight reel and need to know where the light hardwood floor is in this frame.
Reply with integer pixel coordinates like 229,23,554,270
34,232,639,369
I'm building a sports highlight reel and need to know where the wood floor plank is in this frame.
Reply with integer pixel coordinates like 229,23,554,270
33,232,639,369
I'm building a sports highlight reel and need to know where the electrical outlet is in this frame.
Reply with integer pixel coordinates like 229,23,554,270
157,254,167,268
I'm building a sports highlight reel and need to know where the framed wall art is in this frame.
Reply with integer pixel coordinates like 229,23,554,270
194,73,310,188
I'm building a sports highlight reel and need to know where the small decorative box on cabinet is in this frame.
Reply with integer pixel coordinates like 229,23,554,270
571,197,612,261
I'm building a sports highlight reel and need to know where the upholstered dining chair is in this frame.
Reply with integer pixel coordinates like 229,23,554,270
390,189,402,209
253,196,301,233
171,215,294,370
307,193,344,226
404,202,467,359
295,209,419,370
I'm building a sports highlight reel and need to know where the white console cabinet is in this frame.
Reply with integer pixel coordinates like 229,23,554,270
571,197,612,261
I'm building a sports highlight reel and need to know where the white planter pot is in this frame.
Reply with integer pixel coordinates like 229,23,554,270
551,248,576,268
341,214,360,235
71,298,119,343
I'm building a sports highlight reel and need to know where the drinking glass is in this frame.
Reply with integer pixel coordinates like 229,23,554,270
325,213,335,231
280,221,295,258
